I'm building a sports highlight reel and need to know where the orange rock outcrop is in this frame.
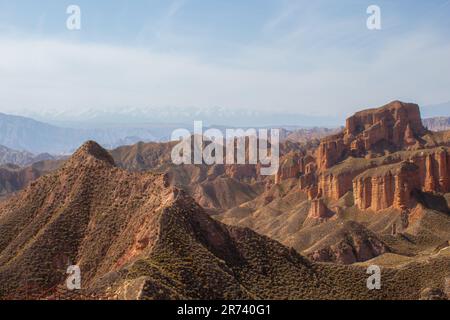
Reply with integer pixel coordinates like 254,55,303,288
317,101,425,171
407,147,450,193
275,152,302,184
353,161,421,211
294,101,450,213
308,198,334,220
318,171,358,201
239,101,447,214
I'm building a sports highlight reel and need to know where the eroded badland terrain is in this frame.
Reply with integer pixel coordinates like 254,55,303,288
0,101,449,300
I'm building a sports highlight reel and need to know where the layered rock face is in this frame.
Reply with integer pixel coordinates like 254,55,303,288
345,101,425,146
275,152,302,184
307,198,334,220
316,101,425,171
353,161,421,211
316,136,346,171
408,148,450,193
294,101,450,213
318,171,356,201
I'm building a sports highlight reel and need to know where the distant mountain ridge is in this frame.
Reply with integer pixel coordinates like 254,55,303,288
0,145,34,166
20,106,343,127
0,144,56,166
0,111,343,155
16,101,450,129
0,112,179,154
0,113,75,154
423,117,450,132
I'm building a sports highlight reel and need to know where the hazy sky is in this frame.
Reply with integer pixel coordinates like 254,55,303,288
0,0,449,120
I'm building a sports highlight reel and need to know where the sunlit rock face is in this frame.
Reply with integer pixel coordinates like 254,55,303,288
353,161,421,211
317,101,425,171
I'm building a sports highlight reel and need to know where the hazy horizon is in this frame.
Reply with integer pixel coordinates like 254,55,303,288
1,0,450,122
1,100,449,129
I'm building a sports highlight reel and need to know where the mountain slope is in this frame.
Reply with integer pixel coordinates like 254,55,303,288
111,140,269,214
1,141,448,300
0,141,325,299
0,160,63,198
0,141,179,297
0,112,82,154
0,112,180,154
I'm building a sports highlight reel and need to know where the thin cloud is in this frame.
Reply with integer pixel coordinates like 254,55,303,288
167,0,187,18
0,30,449,120
1,2,450,120
263,2,300,32
136,0,187,44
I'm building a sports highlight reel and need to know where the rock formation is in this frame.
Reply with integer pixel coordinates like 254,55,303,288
275,152,302,184
1,98,449,299
353,161,420,211
318,171,356,201
3,140,428,300
292,101,450,213
408,147,450,193
316,101,425,171
307,198,334,220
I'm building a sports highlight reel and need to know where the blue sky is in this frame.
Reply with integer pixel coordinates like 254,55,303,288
0,0,449,121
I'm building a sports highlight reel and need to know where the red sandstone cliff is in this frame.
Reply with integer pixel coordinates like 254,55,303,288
291,101,450,213
408,147,450,193
317,101,426,171
307,198,335,220
353,161,421,211
275,152,303,184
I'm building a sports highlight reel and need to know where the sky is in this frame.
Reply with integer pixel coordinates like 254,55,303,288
0,0,449,123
